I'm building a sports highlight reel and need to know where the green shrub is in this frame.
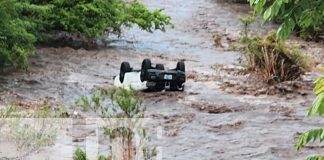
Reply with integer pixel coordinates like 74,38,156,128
0,0,37,69
238,12,256,40
0,105,29,118
8,121,57,151
0,104,68,152
241,30,313,82
0,0,172,69
76,88,156,160
73,148,87,160
32,0,172,38
97,155,107,160
72,148,108,160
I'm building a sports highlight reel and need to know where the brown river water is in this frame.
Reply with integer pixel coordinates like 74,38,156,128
0,0,324,159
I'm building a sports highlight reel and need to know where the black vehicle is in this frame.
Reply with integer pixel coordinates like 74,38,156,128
119,59,186,91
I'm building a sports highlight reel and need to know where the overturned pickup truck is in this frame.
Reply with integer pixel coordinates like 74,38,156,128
114,59,186,91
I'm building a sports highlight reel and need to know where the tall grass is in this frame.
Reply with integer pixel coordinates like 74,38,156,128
241,30,314,82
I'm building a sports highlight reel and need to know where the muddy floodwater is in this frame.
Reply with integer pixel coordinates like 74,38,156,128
0,0,324,159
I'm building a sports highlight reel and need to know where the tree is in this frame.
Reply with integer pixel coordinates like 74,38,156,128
0,0,37,69
248,0,324,40
25,0,172,38
0,0,172,69
296,77,324,160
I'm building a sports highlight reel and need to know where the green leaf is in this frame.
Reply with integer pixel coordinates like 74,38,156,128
263,7,272,21
314,77,324,95
255,0,266,14
262,1,282,22
306,155,324,160
277,18,295,40
248,0,256,6
307,93,324,116
296,128,324,151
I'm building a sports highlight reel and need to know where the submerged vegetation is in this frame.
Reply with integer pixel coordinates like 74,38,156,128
0,0,172,69
235,13,314,83
241,30,313,82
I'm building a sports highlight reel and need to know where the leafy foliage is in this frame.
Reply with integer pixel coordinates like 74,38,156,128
296,76,324,159
76,88,143,118
76,88,156,160
73,148,87,160
307,77,324,116
8,120,57,151
314,77,324,95
306,156,324,160
0,0,37,69
0,102,69,118
32,0,172,38
72,148,108,160
248,0,324,40
296,128,324,151
0,0,172,69
97,155,107,160
238,12,256,39
0,104,69,153
0,105,29,118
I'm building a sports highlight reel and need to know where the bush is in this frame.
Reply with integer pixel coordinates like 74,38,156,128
72,148,108,160
76,88,156,160
0,104,68,153
0,0,36,69
73,148,87,160
241,30,313,82
0,0,172,69
29,0,172,38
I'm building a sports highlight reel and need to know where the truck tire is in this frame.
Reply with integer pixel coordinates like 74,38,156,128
140,59,151,82
176,61,185,90
120,62,131,83
176,61,185,72
177,83,185,91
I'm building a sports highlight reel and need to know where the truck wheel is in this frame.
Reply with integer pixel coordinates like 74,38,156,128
178,83,185,91
120,62,131,83
140,59,151,82
156,64,165,70
176,61,185,72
